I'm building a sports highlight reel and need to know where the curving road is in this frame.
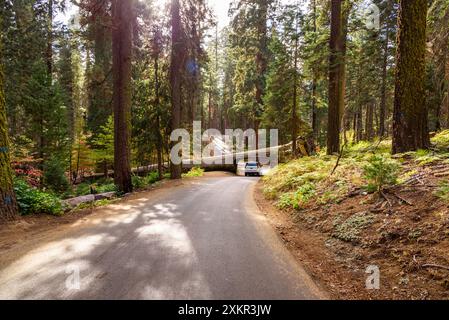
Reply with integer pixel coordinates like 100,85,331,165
0,176,324,300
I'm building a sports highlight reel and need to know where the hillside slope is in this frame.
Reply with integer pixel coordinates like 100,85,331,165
258,131,449,299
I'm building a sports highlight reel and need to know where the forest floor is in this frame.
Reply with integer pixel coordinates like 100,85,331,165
257,133,449,300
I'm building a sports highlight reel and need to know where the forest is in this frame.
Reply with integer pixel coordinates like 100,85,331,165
2,0,449,301
0,0,447,218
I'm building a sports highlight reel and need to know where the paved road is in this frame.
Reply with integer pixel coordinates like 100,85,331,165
0,176,324,300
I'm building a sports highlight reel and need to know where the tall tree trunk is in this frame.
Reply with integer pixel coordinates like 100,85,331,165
153,30,163,181
311,0,319,141
446,56,449,128
292,18,299,157
112,0,133,193
355,104,363,143
379,23,389,138
88,1,112,134
365,102,375,141
327,0,344,154
255,0,268,151
46,0,53,77
0,43,18,220
392,0,430,154
170,0,183,179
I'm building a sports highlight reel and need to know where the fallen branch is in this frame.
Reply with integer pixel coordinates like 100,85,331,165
422,264,449,271
330,141,348,176
388,191,414,206
434,171,449,178
380,190,393,207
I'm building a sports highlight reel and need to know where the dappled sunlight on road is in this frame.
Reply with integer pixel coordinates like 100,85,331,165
0,196,212,300
0,177,322,300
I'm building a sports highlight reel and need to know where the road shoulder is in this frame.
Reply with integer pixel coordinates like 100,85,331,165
253,180,371,300
247,181,329,300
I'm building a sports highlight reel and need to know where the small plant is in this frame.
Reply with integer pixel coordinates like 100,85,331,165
333,212,375,243
75,182,91,196
435,180,449,200
96,183,117,194
182,167,205,178
14,178,64,216
363,154,400,192
277,183,316,210
132,175,146,189
132,172,161,189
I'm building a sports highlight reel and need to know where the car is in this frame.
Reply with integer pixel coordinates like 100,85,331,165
244,162,261,177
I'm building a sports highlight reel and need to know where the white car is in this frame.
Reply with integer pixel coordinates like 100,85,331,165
244,162,261,177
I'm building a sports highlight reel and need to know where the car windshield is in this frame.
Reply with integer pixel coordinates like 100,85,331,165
246,163,258,167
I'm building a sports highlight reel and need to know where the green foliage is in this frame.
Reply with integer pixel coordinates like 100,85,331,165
432,130,449,150
333,213,375,243
435,180,449,200
75,183,91,196
91,116,114,166
263,156,331,199
277,183,316,210
363,155,400,192
132,172,161,189
182,167,205,178
14,179,64,216
96,183,117,194
43,156,70,193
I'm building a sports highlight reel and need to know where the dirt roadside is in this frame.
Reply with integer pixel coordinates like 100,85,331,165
254,179,449,300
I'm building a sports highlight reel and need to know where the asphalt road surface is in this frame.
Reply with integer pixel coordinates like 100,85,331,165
0,176,324,300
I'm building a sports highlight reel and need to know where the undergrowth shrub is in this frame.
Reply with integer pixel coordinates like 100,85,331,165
435,180,449,200
43,156,70,193
363,154,399,192
183,167,204,178
277,183,316,210
132,172,161,189
14,178,64,216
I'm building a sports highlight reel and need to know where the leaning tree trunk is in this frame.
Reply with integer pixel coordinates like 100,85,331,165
170,0,183,179
112,0,133,193
392,0,430,154
0,41,19,220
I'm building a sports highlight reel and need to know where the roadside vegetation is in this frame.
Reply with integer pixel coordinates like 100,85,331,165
261,130,449,299
12,170,167,216
182,167,205,178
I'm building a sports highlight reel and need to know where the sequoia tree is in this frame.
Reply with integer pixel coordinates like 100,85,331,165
169,0,183,179
112,0,133,193
0,39,18,220
392,0,430,153
327,0,344,155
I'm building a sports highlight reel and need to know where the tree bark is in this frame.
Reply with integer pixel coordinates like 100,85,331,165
379,24,389,138
170,0,183,179
327,0,344,154
311,0,319,141
46,0,53,77
153,29,163,181
112,0,133,193
292,16,299,157
0,42,18,220
255,0,268,151
365,101,375,141
392,0,430,154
